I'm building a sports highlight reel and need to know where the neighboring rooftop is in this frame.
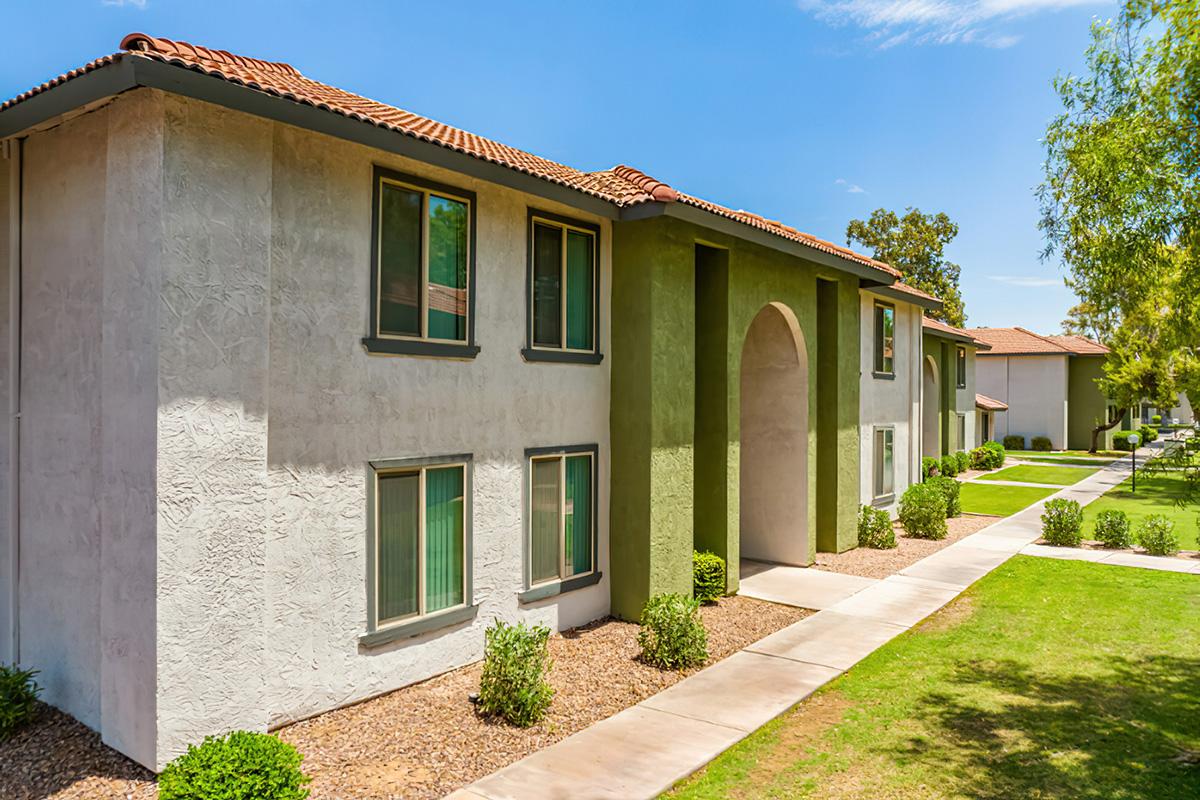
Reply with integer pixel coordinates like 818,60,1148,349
967,326,1109,356
921,316,992,350
975,393,1008,412
1,32,906,283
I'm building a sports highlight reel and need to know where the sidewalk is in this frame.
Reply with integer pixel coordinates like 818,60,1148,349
447,446,1161,800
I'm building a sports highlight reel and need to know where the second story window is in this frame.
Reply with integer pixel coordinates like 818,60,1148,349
874,302,895,376
525,210,601,364
956,346,967,388
365,167,478,358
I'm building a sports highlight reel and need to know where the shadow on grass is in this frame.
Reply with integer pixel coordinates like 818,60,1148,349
896,655,1200,799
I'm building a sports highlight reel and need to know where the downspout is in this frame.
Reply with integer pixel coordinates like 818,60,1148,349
6,136,21,663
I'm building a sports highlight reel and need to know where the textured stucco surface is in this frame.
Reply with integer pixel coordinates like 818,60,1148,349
0,142,12,666
920,332,978,457
977,354,1070,449
859,292,920,513
1067,355,1113,450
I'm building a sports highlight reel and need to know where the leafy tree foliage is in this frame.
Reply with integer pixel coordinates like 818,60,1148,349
846,208,967,327
1061,301,1117,344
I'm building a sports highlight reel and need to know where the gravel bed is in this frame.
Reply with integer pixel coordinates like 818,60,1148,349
815,515,999,579
1033,538,1200,561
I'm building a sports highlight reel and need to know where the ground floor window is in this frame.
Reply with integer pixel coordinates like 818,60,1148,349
873,427,894,499
372,458,469,628
528,446,596,586
957,413,967,452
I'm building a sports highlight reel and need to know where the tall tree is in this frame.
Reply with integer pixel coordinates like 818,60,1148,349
1039,0,1200,453
1061,301,1117,345
846,208,966,327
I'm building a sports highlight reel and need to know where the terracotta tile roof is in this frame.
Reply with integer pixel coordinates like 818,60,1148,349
921,316,991,349
975,393,1008,412
1044,334,1110,355
966,326,1072,355
890,282,937,301
1,33,903,282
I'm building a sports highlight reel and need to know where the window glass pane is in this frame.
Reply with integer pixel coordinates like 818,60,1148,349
377,472,419,622
564,455,593,576
565,231,594,351
378,184,422,337
427,195,468,342
531,458,561,583
883,307,895,372
533,223,562,347
883,430,894,495
957,348,966,387
425,466,464,612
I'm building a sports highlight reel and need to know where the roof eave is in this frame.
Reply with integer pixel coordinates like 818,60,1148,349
924,326,988,348
866,283,942,311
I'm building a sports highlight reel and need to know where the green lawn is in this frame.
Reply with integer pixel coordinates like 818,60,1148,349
1082,469,1199,549
1013,455,1121,467
666,557,1200,800
959,482,1057,515
1007,449,1124,459
976,464,1101,486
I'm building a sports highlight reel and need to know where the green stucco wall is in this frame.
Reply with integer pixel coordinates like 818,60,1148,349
1068,355,1114,451
609,215,861,620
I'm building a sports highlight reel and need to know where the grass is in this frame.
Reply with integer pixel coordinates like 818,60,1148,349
665,557,1200,800
976,464,1100,486
959,482,1057,516
1014,455,1123,467
1082,468,1199,549
1006,449,1123,460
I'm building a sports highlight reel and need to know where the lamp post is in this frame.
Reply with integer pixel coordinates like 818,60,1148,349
1128,432,1140,493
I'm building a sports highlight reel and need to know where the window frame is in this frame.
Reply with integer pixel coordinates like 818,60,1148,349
956,345,967,388
872,426,895,503
519,444,602,603
361,454,476,647
956,413,967,451
363,166,480,359
873,302,896,379
523,208,603,365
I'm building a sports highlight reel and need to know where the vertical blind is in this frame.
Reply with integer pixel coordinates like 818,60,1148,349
379,184,422,337
564,455,593,575
425,466,465,612
532,220,595,352
565,232,594,351
531,459,561,583
377,472,420,622
427,195,468,341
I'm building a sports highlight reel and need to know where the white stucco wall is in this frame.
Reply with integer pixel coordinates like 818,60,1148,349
1,140,13,667
976,354,1069,449
859,292,920,514
954,345,977,452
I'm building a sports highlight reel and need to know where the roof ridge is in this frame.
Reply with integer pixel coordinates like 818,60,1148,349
120,33,302,78
1013,326,1071,352
606,165,680,203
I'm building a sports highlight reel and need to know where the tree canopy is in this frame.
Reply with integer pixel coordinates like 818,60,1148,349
846,208,967,327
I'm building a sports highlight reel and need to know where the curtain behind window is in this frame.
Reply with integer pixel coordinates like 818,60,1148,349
377,472,419,621
565,231,594,351
564,455,592,576
425,466,464,612
531,459,560,583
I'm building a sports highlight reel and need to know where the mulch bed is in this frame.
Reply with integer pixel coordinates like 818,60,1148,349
815,515,1000,579
0,596,807,800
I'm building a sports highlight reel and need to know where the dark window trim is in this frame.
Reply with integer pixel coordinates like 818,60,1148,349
870,493,895,509
367,165,478,358
361,453,475,647
522,443,601,598
524,208,603,364
956,345,967,388
873,425,895,501
873,301,895,377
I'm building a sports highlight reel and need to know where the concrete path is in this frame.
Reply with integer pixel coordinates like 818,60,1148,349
1022,542,1200,574
447,445,1162,800
738,560,877,609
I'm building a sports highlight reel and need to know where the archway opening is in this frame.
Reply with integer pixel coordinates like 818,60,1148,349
738,302,809,566
923,355,940,458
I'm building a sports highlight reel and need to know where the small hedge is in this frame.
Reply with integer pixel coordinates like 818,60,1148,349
158,732,311,800
899,482,948,540
638,593,708,670
1041,498,1084,546
477,620,554,727
971,441,1005,470
1003,434,1026,451
1136,515,1180,556
0,664,41,742
692,551,726,604
1093,510,1132,549
1139,424,1159,444
926,475,961,518
1151,414,1162,425
858,504,897,549
1114,430,1139,451
939,454,960,478
1031,436,1053,452
922,456,940,480
954,450,971,473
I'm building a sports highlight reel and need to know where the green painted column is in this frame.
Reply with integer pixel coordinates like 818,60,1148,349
940,341,955,455
1068,356,1113,450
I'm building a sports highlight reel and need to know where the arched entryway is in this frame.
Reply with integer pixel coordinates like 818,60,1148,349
923,355,940,458
738,302,809,565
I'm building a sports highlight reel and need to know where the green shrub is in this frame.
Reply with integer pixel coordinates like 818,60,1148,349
692,551,726,604
922,456,940,479
926,475,962,518
477,620,554,727
158,732,311,800
899,482,948,540
1139,424,1158,444
1136,514,1180,556
0,664,40,741
638,593,708,670
954,450,971,473
1113,430,1138,451
1040,498,1084,546
970,441,1005,470
1003,434,1026,450
1093,510,1132,549
1151,414,1162,425
1031,436,1053,452
858,504,897,549
939,454,960,478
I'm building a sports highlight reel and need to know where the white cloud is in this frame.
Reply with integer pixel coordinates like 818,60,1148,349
835,177,868,193
797,0,1096,48
103,0,148,8
988,275,1062,287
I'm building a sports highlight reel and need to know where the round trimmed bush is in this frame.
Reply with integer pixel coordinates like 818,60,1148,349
477,620,554,727
1041,498,1084,546
1003,434,1026,451
858,504,897,549
939,454,960,478
158,731,311,800
1139,424,1158,444
1031,436,1053,452
1136,514,1180,556
1113,430,1138,451
922,456,940,480
954,450,971,473
899,482,948,540
926,475,961,518
1093,510,1132,549
692,551,726,604
0,664,41,741
638,593,708,670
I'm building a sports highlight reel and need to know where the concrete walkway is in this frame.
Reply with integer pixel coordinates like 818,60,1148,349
738,560,877,609
447,445,1161,800
1022,542,1200,574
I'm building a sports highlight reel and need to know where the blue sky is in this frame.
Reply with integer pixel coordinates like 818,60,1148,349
3,0,1115,332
